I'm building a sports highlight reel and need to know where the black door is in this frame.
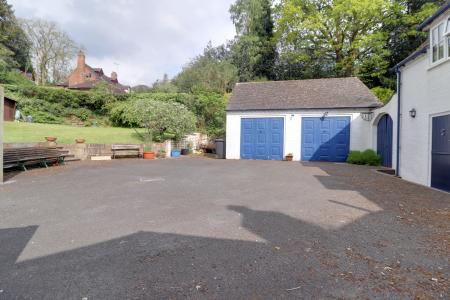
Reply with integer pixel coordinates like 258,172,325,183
377,114,393,168
431,114,450,192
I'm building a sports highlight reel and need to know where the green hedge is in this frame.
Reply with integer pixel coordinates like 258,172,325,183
347,149,382,166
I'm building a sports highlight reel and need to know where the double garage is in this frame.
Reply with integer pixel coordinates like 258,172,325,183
239,116,351,162
226,77,382,163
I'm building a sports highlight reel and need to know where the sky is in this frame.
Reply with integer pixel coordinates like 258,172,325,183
9,0,236,86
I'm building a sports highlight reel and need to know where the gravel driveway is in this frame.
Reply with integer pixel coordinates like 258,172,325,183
0,158,449,299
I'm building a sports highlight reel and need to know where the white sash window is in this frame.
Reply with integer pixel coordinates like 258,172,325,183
432,23,445,62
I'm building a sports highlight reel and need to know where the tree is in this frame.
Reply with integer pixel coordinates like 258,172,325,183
110,98,197,143
275,0,392,82
0,0,31,71
376,0,445,88
20,18,78,85
173,42,238,93
151,73,178,93
229,0,276,81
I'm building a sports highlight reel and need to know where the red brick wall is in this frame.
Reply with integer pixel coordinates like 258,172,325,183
68,52,100,87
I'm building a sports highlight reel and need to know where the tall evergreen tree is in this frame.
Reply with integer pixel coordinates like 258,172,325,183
229,0,276,81
0,0,31,71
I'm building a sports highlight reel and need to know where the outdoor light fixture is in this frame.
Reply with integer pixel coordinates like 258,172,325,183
320,112,328,120
409,108,417,118
360,112,374,121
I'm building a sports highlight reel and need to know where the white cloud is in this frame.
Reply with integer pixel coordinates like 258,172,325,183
10,0,236,86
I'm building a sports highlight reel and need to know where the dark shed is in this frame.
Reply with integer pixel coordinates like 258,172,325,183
4,96,17,121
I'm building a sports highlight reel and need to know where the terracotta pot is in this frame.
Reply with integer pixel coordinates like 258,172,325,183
143,151,155,160
45,136,57,142
285,155,293,161
75,138,86,144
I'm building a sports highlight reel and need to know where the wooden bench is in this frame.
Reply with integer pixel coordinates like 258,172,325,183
111,144,142,159
3,147,71,171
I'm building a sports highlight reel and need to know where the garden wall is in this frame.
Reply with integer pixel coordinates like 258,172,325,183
4,142,171,160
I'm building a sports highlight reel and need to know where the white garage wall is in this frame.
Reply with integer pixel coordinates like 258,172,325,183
226,109,373,161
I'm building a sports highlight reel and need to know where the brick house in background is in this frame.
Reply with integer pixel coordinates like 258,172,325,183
59,50,130,94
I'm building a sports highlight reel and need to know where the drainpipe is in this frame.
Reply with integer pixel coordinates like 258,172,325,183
395,67,401,177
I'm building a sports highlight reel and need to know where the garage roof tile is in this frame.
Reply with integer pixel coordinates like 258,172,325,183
227,77,382,111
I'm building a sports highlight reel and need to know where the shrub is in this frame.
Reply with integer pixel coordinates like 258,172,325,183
347,151,364,165
361,149,382,166
347,149,381,166
371,87,394,105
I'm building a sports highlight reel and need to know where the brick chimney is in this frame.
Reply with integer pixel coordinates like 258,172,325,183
77,50,86,69
111,72,118,83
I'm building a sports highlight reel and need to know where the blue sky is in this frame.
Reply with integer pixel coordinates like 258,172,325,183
10,0,236,86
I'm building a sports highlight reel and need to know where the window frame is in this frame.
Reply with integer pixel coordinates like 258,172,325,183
430,16,450,66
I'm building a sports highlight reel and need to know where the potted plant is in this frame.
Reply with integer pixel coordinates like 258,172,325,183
143,144,155,159
285,153,294,161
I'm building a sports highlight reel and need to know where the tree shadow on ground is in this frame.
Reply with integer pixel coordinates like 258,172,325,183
0,163,448,299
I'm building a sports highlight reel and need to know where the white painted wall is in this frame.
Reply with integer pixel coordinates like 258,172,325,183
226,109,373,161
396,54,450,187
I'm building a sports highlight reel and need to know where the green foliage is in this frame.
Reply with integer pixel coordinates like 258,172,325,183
230,0,276,81
275,0,392,81
174,43,238,93
0,0,32,71
371,87,395,104
347,150,382,166
110,96,196,142
0,70,34,85
114,91,227,139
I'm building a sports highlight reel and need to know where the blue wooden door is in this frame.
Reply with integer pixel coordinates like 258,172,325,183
377,114,393,168
301,117,350,162
431,114,450,192
240,118,284,160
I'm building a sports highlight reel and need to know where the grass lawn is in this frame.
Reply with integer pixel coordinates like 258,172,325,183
4,122,144,145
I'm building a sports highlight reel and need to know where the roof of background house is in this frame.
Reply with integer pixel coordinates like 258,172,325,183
227,77,382,111
417,1,450,31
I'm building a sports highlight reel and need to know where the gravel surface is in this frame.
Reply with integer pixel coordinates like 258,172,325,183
0,158,449,299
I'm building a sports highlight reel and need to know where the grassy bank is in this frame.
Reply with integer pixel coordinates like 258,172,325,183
4,122,144,144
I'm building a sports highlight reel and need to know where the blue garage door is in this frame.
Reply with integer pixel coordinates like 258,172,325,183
241,118,284,160
377,114,394,168
301,117,350,162
431,114,450,192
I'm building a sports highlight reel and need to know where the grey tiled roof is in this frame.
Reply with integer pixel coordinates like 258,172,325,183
227,77,382,111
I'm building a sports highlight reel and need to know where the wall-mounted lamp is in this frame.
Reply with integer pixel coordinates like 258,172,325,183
320,112,328,120
360,112,374,121
409,108,417,118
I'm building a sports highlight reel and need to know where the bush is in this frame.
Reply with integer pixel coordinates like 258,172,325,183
347,149,381,166
371,87,394,105
347,151,364,165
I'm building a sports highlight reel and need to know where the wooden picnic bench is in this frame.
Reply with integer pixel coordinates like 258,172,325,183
3,147,71,171
111,144,142,159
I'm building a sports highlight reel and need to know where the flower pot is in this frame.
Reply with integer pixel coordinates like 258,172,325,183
45,136,57,148
171,150,181,158
75,138,85,144
285,155,293,161
143,151,155,160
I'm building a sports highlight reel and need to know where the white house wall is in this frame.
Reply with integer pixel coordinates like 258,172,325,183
399,55,450,187
226,109,372,161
